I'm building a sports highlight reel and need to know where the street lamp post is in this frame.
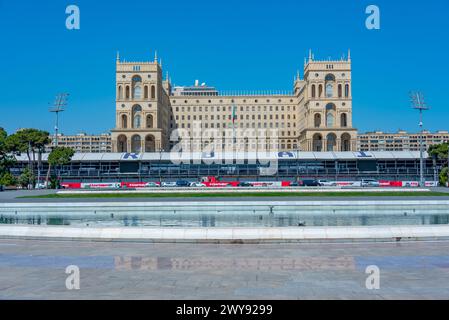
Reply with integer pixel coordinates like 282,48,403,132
446,140,449,187
410,92,429,187
159,148,164,183
49,93,69,148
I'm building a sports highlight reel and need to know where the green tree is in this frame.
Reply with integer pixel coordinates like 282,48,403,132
428,143,449,160
17,167,35,189
6,128,50,188
46,147,75,188
0,172,16,186
429,143,449,187
0,127,16,180
440,167,448,186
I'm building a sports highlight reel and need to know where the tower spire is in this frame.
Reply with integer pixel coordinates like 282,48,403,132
348,49,351,61
296,70,300,81
309,49,313,62
154,50,158,62
116,51,120,62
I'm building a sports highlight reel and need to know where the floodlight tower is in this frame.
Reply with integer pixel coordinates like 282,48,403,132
410,92,430,187
49,93,69,148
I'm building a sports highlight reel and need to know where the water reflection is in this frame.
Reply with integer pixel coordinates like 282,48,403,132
1,210,449,228
113,256,357,271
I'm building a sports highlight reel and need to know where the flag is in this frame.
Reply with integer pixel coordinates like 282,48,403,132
232,105,237,125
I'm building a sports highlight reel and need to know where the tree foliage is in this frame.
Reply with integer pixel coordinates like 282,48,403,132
6,128,50,154
48,147,75,166
440,167,448,186
0,172,16,186
428,143,449,161
6,128,51,188
0,127,16,178
46,147,75,188
429,143,449,187
17,167,35,189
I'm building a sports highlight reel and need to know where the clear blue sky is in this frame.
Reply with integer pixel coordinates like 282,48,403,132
0,0,448,135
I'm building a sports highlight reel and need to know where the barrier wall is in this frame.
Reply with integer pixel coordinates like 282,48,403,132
61,180,439,189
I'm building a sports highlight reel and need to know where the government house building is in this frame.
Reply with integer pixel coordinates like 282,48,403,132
111,51,357,153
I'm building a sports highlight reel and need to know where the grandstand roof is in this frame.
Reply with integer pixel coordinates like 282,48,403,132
12,151,428,162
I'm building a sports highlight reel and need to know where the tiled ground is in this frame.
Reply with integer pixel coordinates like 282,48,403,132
1,239,449,299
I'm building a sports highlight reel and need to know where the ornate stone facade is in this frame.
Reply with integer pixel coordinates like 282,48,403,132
111,51,357,153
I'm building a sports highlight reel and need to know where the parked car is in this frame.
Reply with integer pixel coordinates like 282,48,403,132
237,182,253,187
361,179,380,187
176,180,191,187
161,181,177,187
317,179,337,187
190,182,207,187
289,181,300,187
35,182,48,189
298,179,320,187
144,182,160,187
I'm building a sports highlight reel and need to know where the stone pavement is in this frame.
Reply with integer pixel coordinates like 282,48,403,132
1,239,449,299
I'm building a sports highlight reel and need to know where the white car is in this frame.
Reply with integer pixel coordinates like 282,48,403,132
144,182,160,187
190,182,207,187
317,179,337,187
361,179,380,187
161,182,177,187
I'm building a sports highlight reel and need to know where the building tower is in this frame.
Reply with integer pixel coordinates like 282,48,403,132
111,52,171,153
298,50,357,151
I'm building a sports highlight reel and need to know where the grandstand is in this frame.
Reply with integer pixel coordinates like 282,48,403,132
9,151,443,183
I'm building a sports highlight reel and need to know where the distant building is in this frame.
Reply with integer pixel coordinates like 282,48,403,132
172,81,219,96
48,133,112,153
357,130,449,152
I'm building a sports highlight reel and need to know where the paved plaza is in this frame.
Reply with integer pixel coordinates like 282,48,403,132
1,239,449,299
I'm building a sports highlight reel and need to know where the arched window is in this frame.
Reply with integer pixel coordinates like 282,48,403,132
144,86,148,99
326,113,334,127
341,113,348,127
325,73,335,98
125,86,130,99
134,86,142,99
313,134,323,152
121,114,128,129
314,113,321,128
326,104,336,128
145,135,155,152
325,74,335,82
118,86,123,100
318,84,323,97
338,84,342,98
132,105,142,129
341,133,351,151
132,76,142,100
345,84,350,97
326,133,337,152
326,83,333,98
311,85,316,98
133,115,141,129
151,86,156,99
117,135,127,153
146,114,153,128
131,135,141,153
